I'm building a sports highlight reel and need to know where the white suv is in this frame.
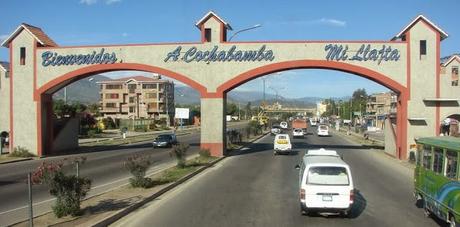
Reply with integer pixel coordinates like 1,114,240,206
273,134,292,155
293,128,303,138
296,149,354,217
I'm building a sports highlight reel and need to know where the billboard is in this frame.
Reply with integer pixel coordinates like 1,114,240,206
175,108,189,119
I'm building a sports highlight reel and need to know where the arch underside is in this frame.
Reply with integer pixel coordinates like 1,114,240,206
217,60,407,95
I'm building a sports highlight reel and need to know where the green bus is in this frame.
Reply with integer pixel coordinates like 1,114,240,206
414,136,460,227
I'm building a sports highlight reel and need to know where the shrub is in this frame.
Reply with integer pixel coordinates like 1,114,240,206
32,159,91,218
10,146,35,157
199,148,211,158
124,154,153,188
170,144,189,168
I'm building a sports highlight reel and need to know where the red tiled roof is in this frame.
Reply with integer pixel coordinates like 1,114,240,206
1,23,57,47
112,76,158,82
21,23,57,47
98,75,165,84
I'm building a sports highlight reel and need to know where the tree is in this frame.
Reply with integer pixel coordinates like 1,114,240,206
226,102,238,115
245,102,252,119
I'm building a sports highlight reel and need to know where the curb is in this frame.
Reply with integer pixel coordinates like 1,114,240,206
0,157,33,165
91,156,226,227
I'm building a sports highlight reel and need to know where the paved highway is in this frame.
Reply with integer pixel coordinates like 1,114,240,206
113,128,446,227
0,122,247,226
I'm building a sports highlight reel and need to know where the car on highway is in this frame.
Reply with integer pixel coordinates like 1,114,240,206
271,125,282,135
152,134,178,148
293,128,304,138
273,134,292,155
280,121,288,129
317,124,329,137
309,119,317,127
296,149,354,217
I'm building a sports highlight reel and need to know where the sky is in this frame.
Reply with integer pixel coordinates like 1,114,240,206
1,0,459,98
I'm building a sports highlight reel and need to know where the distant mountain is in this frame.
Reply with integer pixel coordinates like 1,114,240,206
52,77,341,108
53,75,110,104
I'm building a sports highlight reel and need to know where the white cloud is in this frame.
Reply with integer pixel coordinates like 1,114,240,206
315,18,346,27
106,0,121,4
269,18,346,28
80,0,97,5
121,32,129,37
79,0,121,5
0,34,8,43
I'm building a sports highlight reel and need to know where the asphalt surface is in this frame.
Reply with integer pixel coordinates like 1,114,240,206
113,128,447,227
0,122,247,226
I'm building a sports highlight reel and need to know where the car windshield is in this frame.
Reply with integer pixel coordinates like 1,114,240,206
277,135,287,140
307,166,349,185
272,125,281,129
319,125,328,130
156,135,171,141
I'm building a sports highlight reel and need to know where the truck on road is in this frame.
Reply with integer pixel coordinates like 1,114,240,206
292,119,308,135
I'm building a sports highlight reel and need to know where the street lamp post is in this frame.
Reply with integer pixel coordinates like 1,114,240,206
228,24,262,41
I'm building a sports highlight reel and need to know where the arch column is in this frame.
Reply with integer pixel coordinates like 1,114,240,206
200,93,226,157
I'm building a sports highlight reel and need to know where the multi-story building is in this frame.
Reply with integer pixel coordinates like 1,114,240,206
98,75,174,121
366,92,397,129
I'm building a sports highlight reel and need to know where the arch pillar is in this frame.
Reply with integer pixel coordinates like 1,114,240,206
200,93,226,157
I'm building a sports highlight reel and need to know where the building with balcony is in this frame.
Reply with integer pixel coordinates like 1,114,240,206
366,92,397,129
98,75,174,121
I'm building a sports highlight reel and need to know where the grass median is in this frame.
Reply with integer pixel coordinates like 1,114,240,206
13,155,218,227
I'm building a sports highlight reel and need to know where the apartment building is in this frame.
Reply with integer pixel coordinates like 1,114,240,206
98,75,174,121
366,92,397,129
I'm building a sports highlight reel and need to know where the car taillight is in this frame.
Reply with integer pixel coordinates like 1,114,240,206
300,189,305,200
349,189,354,204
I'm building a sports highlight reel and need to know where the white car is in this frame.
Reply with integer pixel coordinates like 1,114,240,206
310,119,317,127
273,134,292,155
317,124,329,136
296,149,354,217
280,121,288,129
271,125,282,135
293,128,304,138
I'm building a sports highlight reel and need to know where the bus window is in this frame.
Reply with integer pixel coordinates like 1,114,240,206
445,150,458,179
433,147,444,174
423,145,432,170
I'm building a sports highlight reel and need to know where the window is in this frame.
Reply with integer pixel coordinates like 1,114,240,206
416,144,423,166
145,93,157,99
129,107,135,113
420,40,427,56
452,67,459,86
106,84,122,89
307,167,349,186
20,47,26,65
142,84,157,89
147,102,157,109
105,93,119,99
422,145,432,170
433,148,444,174
128,84,137,90
445,150,458,179
105,103,116,108
5,72,9,78
205,28,212,42
129,97,135,103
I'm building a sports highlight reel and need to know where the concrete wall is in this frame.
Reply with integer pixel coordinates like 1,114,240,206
0,67,10,133
11,32,38,153
384,118,397,157
406,21,439,150
35,42,408,94
53,118,79,153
